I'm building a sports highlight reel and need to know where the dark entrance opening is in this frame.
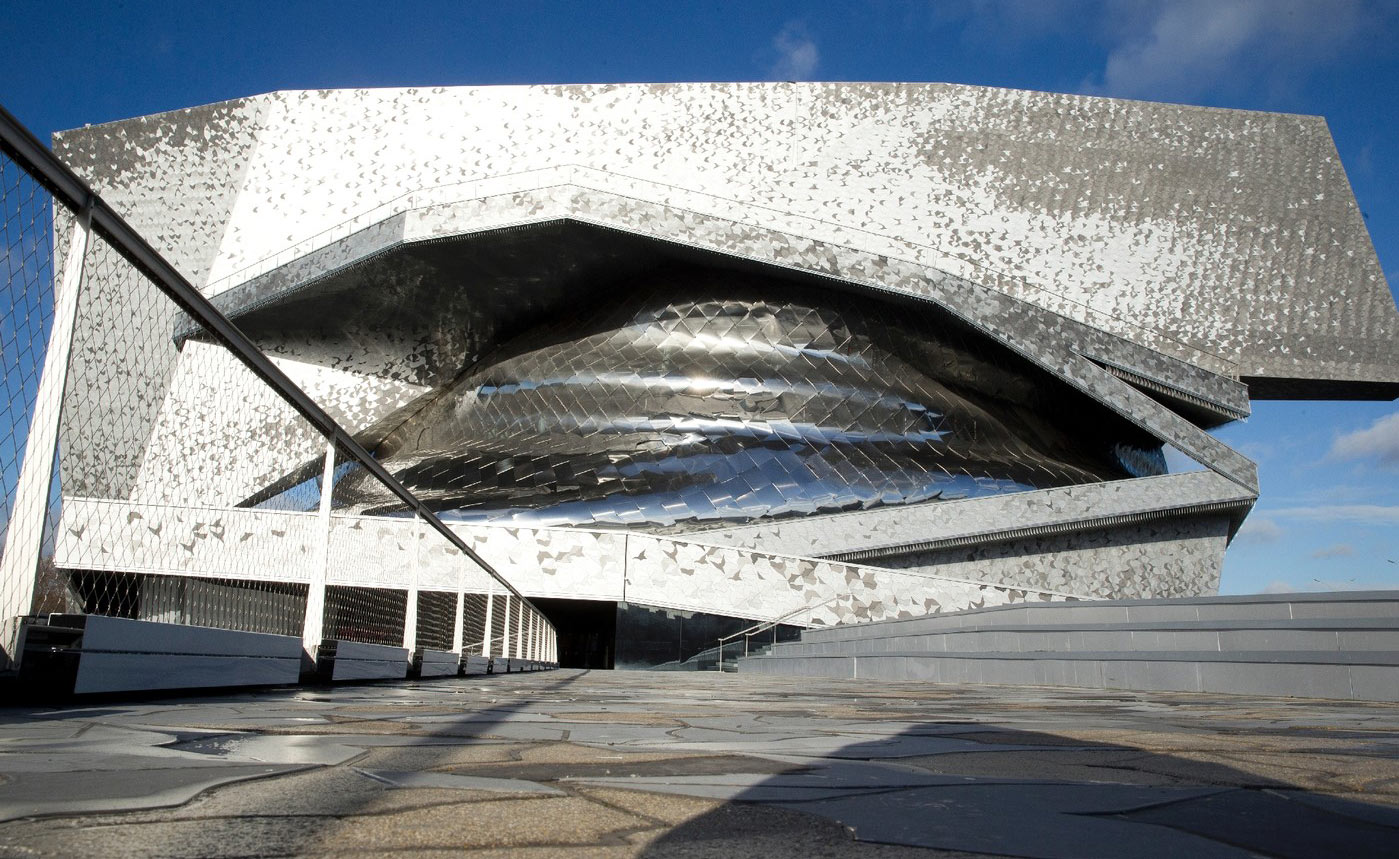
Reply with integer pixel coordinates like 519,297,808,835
530,598,616,669
612,602,805,669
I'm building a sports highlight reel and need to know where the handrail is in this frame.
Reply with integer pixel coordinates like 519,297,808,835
460,633,506,652
714,593,846,670
717,593,843,646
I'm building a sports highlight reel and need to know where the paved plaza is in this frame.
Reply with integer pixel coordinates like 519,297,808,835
2,670,1397,857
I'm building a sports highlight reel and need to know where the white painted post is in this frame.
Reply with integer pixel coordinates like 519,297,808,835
515,600,524,659
452,555,465,656
481,584,494,657
501,594,512,663
302,440,336,661
402,513,419,652
1,206,91,666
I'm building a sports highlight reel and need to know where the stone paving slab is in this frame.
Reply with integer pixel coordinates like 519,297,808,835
0,763,310,823
782,785,1253,858
0,670,1397,857
355,768,568,794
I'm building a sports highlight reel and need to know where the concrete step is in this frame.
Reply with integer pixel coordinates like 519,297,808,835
739,592,1399,702
801,591,1399,642
754,649,1399,666
740,650,1399,701
778,623,1399,657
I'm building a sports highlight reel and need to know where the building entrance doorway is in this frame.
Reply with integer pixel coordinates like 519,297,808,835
530,598,616,669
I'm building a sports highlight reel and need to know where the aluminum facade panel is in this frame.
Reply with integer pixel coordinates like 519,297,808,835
57,83,1398,389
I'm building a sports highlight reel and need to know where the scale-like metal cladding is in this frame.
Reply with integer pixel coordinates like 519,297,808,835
337,270,1163,527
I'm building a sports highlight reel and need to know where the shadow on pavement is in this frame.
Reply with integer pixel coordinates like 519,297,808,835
636,723,1399,858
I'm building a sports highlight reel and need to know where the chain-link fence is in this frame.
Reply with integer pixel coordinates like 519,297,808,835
0,104,555,675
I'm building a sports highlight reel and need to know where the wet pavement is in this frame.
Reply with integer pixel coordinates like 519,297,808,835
2,669,1397,857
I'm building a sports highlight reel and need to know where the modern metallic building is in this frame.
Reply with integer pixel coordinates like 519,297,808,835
45,83,1399,667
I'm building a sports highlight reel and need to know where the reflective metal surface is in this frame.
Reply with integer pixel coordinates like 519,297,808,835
335,268,1163,528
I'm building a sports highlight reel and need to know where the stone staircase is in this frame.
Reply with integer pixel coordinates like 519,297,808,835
737,591,1399,702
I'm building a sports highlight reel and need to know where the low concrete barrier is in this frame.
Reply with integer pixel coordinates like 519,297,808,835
322,640,409,681
44,615,303,694
415,648,460,678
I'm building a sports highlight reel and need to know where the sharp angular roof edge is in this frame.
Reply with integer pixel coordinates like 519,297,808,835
54,82,1399,396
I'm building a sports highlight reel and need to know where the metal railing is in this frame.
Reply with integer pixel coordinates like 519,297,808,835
714,594,844,671
0,103,556,671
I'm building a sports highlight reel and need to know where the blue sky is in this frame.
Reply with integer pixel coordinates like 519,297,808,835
3,0,1396,593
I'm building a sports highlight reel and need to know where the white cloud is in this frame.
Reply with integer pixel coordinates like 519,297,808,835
1257,577,1399,594
1310,483,1386,504
1355,142,1375,176
1269,505,1399,526
1305,578,1398,592
1327,412,1399,468
1311,543,1354,559
926,0,1084,41
768,21,819,81
1081,0,1372,100
924,1,1391,102
1234,515,1282,544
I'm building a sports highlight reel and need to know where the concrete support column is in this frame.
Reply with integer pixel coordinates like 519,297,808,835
301,440,336,662
515,600,524,659
481,585,494,657
501,594,512,661
451,558,465,656
1,205,91,667
402,513,420,652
